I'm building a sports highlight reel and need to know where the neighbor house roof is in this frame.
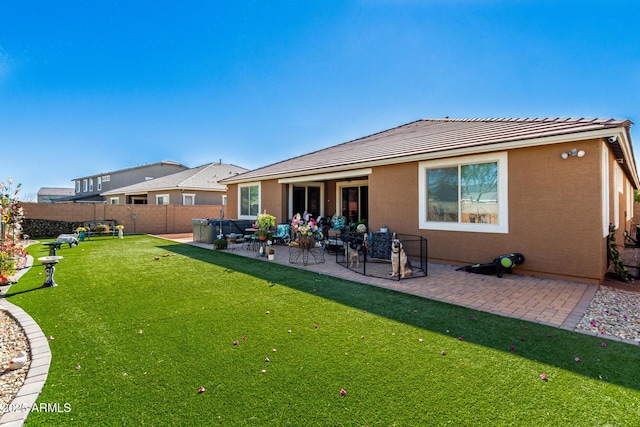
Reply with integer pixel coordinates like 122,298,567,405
37,187,75,196
221,117,638,188
72,160,188,180
101,162,249,196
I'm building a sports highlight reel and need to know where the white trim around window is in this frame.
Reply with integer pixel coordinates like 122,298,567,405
418,152,509,233
109,197,120,205
156,194,170,205
335,179,368,221
182,193,196,205
238,182,261,219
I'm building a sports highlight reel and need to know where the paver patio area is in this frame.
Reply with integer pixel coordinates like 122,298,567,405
160,234,598,331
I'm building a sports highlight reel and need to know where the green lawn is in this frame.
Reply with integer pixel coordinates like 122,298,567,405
7,235,640,426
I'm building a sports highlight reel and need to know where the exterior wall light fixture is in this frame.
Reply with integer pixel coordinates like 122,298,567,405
561,148,585,159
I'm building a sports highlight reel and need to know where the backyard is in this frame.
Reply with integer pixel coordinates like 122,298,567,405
4,235,640,426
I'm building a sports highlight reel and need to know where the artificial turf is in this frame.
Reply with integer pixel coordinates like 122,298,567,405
6,235,640,426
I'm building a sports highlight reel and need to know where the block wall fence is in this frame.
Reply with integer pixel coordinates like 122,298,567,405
19,202,640,236
21,203,224,235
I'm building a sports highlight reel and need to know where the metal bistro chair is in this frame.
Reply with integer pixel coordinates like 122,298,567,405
272,223,291,246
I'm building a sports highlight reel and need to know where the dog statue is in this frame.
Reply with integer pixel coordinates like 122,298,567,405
390,235,412,278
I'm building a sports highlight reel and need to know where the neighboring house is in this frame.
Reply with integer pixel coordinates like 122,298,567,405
37,187,75,203
65,161,190,203
220,117,639,284
101,162,248,205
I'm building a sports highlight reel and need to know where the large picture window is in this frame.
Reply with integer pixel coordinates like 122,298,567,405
419,153,508,233
239,183,260,218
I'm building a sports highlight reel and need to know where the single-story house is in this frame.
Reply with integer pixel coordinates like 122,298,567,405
101,162,248,205
220,117,639,284
37,187,75,203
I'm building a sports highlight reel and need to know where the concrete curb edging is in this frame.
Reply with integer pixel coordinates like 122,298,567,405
0,254,52,427
0,299,51,427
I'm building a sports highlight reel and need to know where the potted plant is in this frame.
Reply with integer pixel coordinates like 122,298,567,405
255,211,276,241
254,228,272,241
291,212,322,249
268,247,275,261
76,227,87,241
116,224,124,239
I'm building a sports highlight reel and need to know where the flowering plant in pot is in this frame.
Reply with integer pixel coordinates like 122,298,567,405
76,226,87,241
291,212,323,249
255,211,276,240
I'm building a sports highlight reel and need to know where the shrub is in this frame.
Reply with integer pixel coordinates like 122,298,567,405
213,238,228,250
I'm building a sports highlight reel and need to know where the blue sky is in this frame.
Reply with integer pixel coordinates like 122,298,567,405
1,1,639,200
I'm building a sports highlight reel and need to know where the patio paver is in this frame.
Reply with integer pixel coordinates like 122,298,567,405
165,235,600,333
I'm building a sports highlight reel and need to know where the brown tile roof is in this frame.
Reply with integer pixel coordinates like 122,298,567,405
223,117,636,185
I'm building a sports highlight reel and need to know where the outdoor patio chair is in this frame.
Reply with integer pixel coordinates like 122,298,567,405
272,224,291,245
325,229,344,253
226,233,244,251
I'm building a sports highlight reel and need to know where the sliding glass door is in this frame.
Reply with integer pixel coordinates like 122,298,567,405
292,185,322,218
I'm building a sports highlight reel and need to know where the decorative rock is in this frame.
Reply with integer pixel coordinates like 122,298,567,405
0,309,30,408
576,285,640,342
8,350,27,370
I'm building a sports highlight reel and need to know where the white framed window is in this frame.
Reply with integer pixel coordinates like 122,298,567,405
76,181,80,193
89,179,94,192
238,182,260,219
97,177,102,191
83,179,88,192
156,194,170,205
182,193,195,205
418,152,509,233
222,195,227,206
110,197,120,205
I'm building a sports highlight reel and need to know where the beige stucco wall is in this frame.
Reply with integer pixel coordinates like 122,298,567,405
367,139,634,284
